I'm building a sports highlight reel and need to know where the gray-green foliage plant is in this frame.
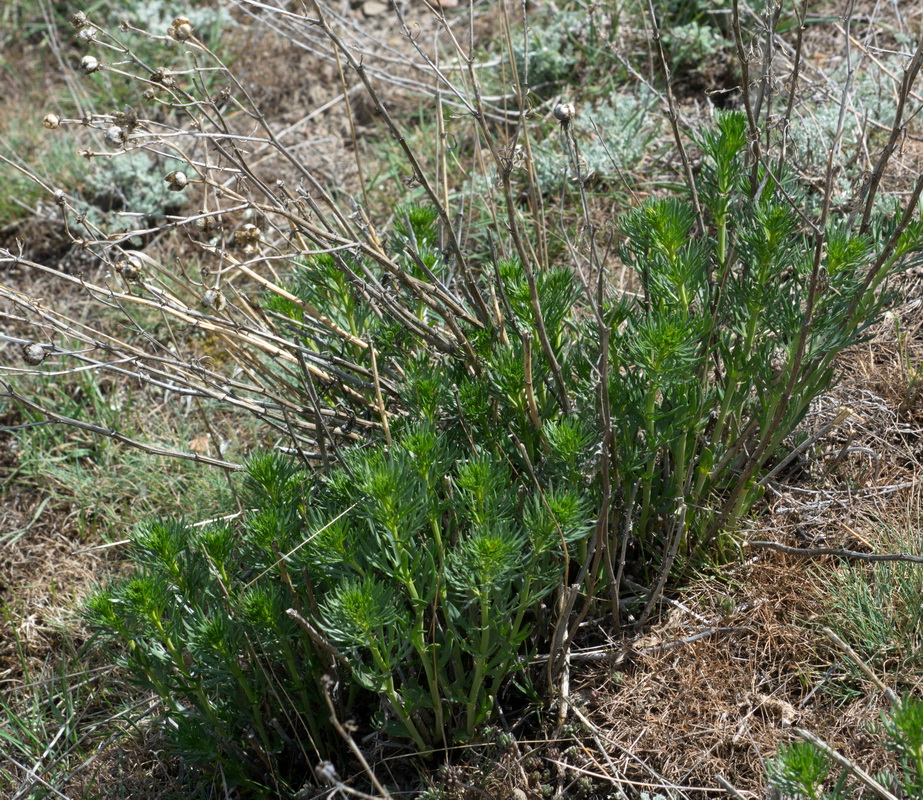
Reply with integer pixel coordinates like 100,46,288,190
121,0,234,34
512,15,577,90
83,151,185,230
784,49,909,216
820,526,923,693
662,21,729,71
84,108,923,793
531,91,660,192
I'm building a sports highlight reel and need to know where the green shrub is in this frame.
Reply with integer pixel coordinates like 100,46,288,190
88,436,588,792
767,741,836,800
83,108,923,792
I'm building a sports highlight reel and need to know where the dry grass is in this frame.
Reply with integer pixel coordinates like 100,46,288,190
572,553,896,796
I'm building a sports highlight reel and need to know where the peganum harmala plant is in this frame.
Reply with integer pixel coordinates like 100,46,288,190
87,439,593,794
85,110,923,793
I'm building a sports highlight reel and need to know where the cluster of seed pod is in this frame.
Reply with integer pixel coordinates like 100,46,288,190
64,10,239,324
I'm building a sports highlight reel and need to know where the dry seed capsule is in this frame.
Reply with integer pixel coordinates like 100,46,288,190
43,113,60,130
79,55,100,74
77,27,96,43
553,102,576,126
115,257,142,282
315,762,339,786
165,170,188,191
71,11,88,28
234,223,261,247
202,289,226,311
150,68,174,87
169,16,194,41
53,190,66,206
104,125,126,148
21,343,46,366
194,214,217,233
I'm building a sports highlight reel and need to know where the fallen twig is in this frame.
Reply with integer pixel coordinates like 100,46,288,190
822,627,898,705
0,383,243,471
795,728,899,800
716,774,749,800
747,540,923,564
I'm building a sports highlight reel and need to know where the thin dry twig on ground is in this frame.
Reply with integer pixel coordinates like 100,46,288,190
747,539,923,565
795,728,899,800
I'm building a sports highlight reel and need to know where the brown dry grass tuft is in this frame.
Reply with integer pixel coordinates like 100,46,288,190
576,550,899,796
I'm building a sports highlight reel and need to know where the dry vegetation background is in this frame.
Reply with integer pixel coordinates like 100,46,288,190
1,0,923,798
